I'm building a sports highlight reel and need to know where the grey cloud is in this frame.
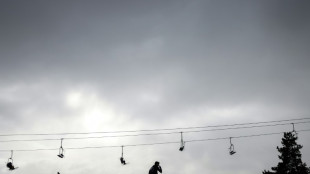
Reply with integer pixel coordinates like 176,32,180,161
0,1,310,174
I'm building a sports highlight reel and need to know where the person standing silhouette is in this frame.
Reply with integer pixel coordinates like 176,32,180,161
149,161,162,174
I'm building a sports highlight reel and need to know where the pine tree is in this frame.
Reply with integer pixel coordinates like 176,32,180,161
263,132,310,174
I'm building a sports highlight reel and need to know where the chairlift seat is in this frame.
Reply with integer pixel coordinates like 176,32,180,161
229,151,236,155
57,154,64,158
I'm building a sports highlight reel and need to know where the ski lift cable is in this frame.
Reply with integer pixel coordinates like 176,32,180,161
0,121,309,143
0,129,309,152
0,117,309,137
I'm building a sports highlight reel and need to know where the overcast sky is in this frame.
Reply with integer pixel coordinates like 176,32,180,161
1,0,310,174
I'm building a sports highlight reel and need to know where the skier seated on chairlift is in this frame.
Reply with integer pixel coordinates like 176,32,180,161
120,157,127,165
6,161,17,170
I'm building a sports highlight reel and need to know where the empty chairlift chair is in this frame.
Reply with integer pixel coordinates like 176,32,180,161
229,137,236,155
57,138,65,158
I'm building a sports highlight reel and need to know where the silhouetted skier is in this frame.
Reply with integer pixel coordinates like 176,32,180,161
120,157,127,165
6,162,16,170
149,161,162,174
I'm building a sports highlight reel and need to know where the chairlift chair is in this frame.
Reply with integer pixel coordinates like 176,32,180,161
291,123,298,137
7,159,16,170
120,146,127,165
120,157,126,165
229,144,236,155
6,150,18,170
57,147,64,158
179,146,185,151
57,139,65,158
229,137,236,155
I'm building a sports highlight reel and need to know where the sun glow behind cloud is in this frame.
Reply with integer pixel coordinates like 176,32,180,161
65,90,122,131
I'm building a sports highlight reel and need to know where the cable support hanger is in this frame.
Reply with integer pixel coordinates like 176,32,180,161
0,117,309,137
0,129,309,153
1,121,309,143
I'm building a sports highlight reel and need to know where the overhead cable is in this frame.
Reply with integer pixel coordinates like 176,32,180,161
0,129,309,152
0,121,309,143
0,117,309,137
